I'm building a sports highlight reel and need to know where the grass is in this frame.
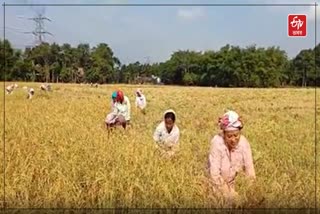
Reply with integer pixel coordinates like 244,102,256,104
0,82,319,209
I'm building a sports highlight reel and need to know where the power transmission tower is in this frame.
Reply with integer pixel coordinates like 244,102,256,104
22,12,53,46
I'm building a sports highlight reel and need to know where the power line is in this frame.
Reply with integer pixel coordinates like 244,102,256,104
0,26,26,33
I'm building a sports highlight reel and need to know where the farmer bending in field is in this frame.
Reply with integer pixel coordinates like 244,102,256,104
208,110,256,202
153,109,180,158
135,88,147,114
110,90,131,123
27,88,35,99
105,90,129,129
40,83,51,91
6,83,18,94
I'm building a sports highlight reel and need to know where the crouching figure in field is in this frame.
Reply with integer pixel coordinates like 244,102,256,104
153,109,180,158
208,110,256,204
135,88,147,114
27,88,35,99
6,83,18,94
105,90,129,130
40,83,51,91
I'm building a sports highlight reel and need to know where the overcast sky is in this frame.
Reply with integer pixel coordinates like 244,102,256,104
1,0,319,64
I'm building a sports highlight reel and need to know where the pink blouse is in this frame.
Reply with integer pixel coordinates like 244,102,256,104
208,133,256,189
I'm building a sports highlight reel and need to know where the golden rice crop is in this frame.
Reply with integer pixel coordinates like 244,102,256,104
0,82,319,208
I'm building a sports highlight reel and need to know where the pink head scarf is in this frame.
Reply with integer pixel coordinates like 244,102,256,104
218,110,243,131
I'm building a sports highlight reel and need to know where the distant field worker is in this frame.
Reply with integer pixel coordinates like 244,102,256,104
27,88,35,99
6,85,14,94
105,90,129,129
40,83,51,91
208,110,256,202
135,88,147,114
6,83,18,94
153,109,180,158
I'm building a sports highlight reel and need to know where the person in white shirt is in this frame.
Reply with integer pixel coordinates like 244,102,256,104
6,85,14,94
6,83,18,94
27,88,35,99
135,88,146,114
40,83,51,91
105,90,129,129
153,109,180,158
110,90,130,120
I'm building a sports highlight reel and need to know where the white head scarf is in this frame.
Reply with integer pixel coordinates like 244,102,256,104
163,109,176,120
218,110,243,131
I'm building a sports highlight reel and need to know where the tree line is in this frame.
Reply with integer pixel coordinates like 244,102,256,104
1,38,319,87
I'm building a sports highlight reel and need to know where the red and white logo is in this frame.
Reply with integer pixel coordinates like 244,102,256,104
288,14,307,37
